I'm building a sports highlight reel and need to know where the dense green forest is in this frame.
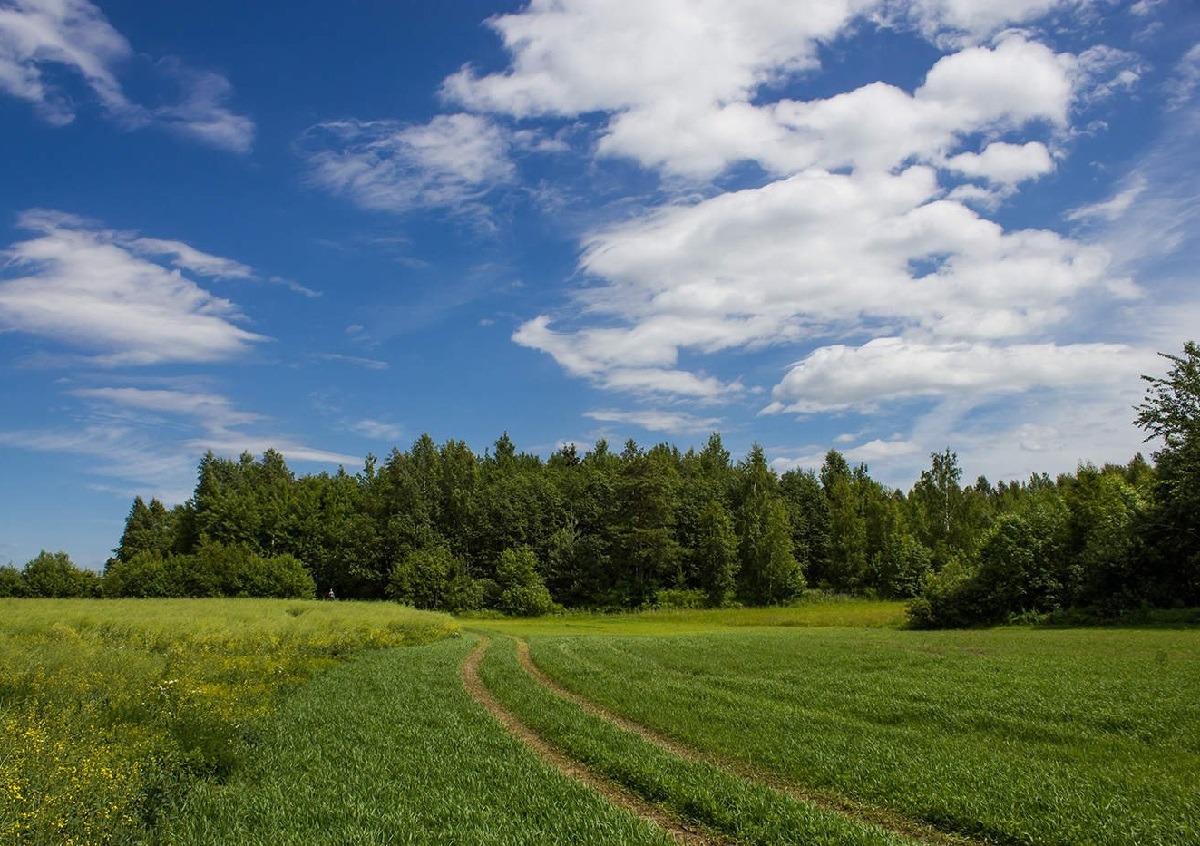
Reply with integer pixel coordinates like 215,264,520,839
4,343,1198,626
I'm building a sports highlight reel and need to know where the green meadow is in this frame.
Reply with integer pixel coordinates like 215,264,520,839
3,597,1198,844
0,599,455,844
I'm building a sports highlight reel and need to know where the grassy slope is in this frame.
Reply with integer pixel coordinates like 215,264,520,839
165,636,671,845
0,599,456,844
477,634,917,846
525,626,1200,845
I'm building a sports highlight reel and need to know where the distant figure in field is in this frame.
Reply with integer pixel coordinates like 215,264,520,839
326,587,336,600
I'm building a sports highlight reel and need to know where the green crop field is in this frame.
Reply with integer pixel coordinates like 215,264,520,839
514,623,1200,845
4,597,1198,844
164,636,672,845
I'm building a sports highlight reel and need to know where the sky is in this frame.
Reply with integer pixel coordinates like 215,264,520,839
1,0,1198,568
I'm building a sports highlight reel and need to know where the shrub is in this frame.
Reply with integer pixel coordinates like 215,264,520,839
654,588,708,609
388,545,478,611
102,551,173,597
22,551,99,598
496,546,558,617
0,564,28,597
104,543,316,599
906,557,983,628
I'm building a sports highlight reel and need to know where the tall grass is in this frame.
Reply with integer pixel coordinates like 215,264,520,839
0,598,456,844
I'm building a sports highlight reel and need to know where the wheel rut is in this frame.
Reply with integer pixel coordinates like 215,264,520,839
514,638,986,846
460,636,732,846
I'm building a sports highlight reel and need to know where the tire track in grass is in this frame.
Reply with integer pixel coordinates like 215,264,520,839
514,638,983,846
461,637,732,846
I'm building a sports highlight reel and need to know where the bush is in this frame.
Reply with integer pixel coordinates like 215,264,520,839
388,545,480,611
0,564,28,597
496,546,558,617
653,588,708,609
871,534,933,599
104,543,315,599
102,551,173,597
906,557,983,628
22,551,99,598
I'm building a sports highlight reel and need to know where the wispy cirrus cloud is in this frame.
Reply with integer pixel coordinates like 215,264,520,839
315,353,389,371
70,386,264,427
299,114,514,214
0,209,266,365
0,0,253,151
347,418,403,441
0,385,362,505
584,408,722,434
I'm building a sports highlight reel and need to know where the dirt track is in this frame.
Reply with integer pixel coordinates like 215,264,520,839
459,636,731,846
514,638,983,846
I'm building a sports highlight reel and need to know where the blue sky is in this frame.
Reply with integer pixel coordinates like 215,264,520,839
1,0,1197,568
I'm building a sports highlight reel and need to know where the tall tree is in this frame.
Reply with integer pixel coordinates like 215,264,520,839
114,496,176,562
779,468,830,583
820,450,868,590
909,448,970,568
736,445,802,604
693,499,739,606
1135,341,1200,603
611,445,682,605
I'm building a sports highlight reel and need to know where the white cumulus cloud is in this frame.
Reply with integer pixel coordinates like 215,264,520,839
767,339,1143,413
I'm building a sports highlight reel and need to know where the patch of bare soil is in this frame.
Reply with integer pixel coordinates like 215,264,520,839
515,639,984,846
460,637,731,846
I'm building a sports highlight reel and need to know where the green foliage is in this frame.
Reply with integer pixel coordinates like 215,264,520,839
102,550,174,597
88,371,1193,618
870,531,932,599
387,542,484,612
1136,341,1200,605
779,468,830,583
22,550,99,598
906,557,981,629
693,498,739,606
495,545,557,616
0,564,28,597
609,444,683,605
115,496,178,561
652,587,709,609
175,542,315,599
909,448,975,568
819,451,869,590
735,446,803,604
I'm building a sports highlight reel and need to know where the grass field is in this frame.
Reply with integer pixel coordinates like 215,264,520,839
0,598,456,844
472,596,908,637
519,625,1200,845
477,634,922,845
164,636,672,845
4,597,1198,844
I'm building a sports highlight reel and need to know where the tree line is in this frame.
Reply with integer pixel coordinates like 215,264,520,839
4,343,1197,626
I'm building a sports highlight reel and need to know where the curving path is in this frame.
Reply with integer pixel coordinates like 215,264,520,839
511,637,985,846
460,636,733,846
